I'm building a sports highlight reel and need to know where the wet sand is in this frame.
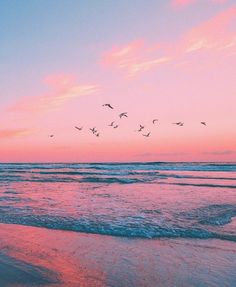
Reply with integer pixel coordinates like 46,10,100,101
0,252,58,286
0,223,236,287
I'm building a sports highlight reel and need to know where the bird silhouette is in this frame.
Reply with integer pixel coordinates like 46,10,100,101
137,125,144,132
142,132,151,137
108,121,115,127
201,122,207,126
113,125,119,129
173,122,184,126
102,104,113,109
49,135,54,138
173,122,181,125
75,126,83,131
119,112,128,119
152,119,158,124
90,127,97,134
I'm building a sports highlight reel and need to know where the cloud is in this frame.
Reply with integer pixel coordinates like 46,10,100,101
171,0,227,8
102,6,236,76
8,74,99,114
203,150,236,155
128,57,170,75
181,6,236,54
136,152,189,157
172,0,196,7
135,153,156,157
102,40,171,77
0,129,33,139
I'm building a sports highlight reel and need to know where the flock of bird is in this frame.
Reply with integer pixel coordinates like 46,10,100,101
49,103,207,138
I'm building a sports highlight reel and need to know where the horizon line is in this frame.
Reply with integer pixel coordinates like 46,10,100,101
0,161,235,164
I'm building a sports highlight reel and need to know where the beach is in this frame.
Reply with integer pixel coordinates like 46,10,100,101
0,162,236,286
2,0,236,284
1,223,236,287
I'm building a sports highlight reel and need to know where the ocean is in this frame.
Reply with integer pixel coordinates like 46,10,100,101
0,162,235,242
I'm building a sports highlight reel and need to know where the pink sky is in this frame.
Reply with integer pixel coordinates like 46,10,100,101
0,1,236,162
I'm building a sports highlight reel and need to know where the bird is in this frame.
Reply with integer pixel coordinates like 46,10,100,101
113,125,119,129
173,122,181,125
102,104,114,109
201,122,207,126
49,135,54,138
108,121,115,127
142,132,151,137
173,122,184,126
90,127,97,134
95,132,100,137
119,112,128,119
152,119,158,124
137,125,144,132
75,126,83,131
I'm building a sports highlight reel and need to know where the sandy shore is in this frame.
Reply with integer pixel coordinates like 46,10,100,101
0,223,236,287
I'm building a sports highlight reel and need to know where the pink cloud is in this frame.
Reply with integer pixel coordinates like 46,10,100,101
171,0,227,8
102,6,236,76
43,73,76,89
102,40,144,66
181,6,236,53
128,57,170,75
172,0,196,7
0,129,33,139
210,0,228,3
8,74,99,114
102,40,170,77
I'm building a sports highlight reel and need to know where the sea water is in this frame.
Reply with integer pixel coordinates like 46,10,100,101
0,162,235,241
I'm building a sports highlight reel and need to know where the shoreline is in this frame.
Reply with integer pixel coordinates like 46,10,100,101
0,223,236,286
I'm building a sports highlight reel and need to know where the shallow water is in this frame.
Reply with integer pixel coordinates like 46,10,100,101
1,224,236,287
0,162,235,241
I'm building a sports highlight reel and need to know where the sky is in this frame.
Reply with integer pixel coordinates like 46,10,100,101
0,0,236,162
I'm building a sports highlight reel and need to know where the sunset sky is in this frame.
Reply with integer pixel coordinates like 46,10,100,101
1,0,236,162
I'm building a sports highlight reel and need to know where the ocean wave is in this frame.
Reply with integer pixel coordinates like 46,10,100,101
0,212,236,242
162,173,236,181
0,162,235,242
1,169,235,182
0,175,155,184
160,182,236,189
79,176,152,184
80,162,236,172
1,162,235,172
35,170,159,177
179,204,236,226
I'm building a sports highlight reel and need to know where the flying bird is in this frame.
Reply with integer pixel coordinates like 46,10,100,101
201,122,207,126
173,122,184,126
108,121,115,127
75,126,83,131
152,119,158,124
113,125,119,129
49,135,54,138
90,127,97,134
102,104,114,109
119,112,128,119
95,132,100,137
173,122,181,125
142,132,151,137
137,125,144,132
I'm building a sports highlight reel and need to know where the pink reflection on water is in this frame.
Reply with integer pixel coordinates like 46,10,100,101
0,224,106,286
0,223,236,286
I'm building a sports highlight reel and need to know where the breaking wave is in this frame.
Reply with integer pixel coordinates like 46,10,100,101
0,163,235,242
